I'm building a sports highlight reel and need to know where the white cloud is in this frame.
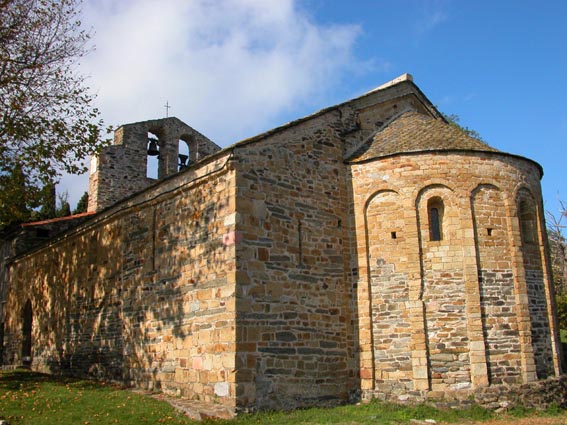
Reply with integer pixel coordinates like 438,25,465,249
60,0,364,206
81,0,361,144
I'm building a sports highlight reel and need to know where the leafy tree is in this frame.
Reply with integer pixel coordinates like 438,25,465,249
0,0,108,229
73,191,88,214
547,203,567,336
548,204,567,295
37,181,56,220
0,165,33,225
549,231,567,294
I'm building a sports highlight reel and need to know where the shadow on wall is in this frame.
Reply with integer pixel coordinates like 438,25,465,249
518,189,554,379
23,173,233,396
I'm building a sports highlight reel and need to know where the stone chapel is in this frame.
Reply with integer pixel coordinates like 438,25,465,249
0,74,561,412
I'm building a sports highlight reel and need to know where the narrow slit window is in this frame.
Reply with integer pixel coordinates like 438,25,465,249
428,197,444,241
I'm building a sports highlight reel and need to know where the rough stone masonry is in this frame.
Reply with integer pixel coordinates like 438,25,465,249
0,74,561,412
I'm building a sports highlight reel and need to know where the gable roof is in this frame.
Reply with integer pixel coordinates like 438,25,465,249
347,111,498,162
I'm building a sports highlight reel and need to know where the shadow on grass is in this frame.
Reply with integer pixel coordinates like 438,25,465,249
0,368,113,392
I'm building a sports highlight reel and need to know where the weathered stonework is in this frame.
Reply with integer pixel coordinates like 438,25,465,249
0,74,561,413
88,117,221,212
349,146,561,399
3,154,238,406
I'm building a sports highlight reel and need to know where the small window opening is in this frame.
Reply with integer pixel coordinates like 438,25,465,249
487,228,493,236
428,197,444,241
337,219,342,228
430,208,441,240
147,131,160,179
391,231,397,239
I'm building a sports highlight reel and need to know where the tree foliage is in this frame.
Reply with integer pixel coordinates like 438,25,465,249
0,0,107,228
442,113,485,141
547,202,567,333
55,190,71,217
548,203,567,294
72,191,88,214
37,181,56,220
0,165,32,225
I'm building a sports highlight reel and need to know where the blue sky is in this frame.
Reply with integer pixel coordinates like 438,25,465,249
307,0,567,222
63,0,567,224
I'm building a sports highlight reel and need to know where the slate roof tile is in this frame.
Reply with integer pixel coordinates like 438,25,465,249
348,111,498,161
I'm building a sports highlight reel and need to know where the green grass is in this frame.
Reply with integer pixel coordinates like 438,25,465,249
222,401,494,425
0,369,190,424
1,369,566,425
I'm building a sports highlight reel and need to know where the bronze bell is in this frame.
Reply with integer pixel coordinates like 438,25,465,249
178,154,189,170
147,138,160,156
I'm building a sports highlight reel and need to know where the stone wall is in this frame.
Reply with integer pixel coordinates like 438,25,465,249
0,78,561,413
365,190,413,395
418,185,471,391
472,375,567,410
229,85,446,409
517,188,555,379
473,185,521,384
351,151,560,400
233,111,356,410
389,376,567,411
3,153,238,406
420,376,567,411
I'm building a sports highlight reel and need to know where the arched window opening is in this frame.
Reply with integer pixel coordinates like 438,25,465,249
22,300,32,366
178,139,190,171
519,199,536,244
147,131,160,179
428,197,444,241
